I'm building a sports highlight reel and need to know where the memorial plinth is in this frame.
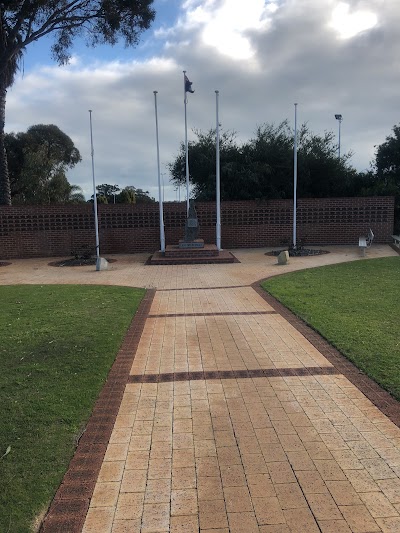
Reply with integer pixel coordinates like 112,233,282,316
147,200,238,265
148,245,237,265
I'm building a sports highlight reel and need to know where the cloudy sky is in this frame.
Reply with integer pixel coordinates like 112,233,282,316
6,0,399,201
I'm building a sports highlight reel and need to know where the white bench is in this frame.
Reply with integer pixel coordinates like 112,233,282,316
359,228,374,256
392,235,400,249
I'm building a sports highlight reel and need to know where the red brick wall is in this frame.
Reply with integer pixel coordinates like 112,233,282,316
0,197,395,259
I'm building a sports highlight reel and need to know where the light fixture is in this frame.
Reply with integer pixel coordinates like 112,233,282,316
335,114,343,158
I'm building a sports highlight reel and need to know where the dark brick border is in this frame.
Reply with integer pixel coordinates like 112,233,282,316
157,285,252,291
128,366,339,383
39,289,156,533
148,311,278,318
252,280,400,428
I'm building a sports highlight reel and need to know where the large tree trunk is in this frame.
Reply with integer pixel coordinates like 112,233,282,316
0,82,11,205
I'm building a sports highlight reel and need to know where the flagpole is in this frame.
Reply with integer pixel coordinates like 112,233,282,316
183,70,189,214
89,110,100,263
215,90,221,251
154,91,165,253
293,103,298,249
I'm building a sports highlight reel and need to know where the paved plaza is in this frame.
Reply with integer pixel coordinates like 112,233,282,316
2,245,400,532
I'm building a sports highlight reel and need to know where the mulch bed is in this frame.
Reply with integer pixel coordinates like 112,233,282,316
49,258,117,267
266,248,330,257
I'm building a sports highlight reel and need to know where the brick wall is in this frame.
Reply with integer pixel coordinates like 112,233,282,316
0,197,395,259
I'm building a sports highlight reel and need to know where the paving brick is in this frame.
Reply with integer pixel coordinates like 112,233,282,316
197,475,224,500
317,519,352,532
252,496,285,525
82,507,115,532
97,461,124,482
171,465,197,491
377,478,400,504
171,488,198,516
283,508,320,532
228,511,259,532
141,503,170,532
344,468,380,492
258,526,290,533
111,519,141,532
305,492,342,520
375,516,400,532
90,482,120,507
314,459,347,481
120,469,147,493
267,461,296,484
223,485,253,512
220,464,247,487
170,514,199,533
198,499,228,530
325,480,362,505
358,491,399,518
296,470,328,494
339,505,381,532
286,450,316,471
275,483,308,509
125,450,149,470
114,492,144,520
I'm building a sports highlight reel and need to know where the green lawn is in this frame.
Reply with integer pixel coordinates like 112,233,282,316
0,284,145,533
261,257,400,400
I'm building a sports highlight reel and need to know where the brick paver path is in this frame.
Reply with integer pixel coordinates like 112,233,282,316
5,246,398,532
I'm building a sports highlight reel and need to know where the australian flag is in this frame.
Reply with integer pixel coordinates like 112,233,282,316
185,74,194,93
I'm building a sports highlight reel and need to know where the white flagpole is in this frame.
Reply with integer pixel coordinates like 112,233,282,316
183,70,189,214
215,90,221,251
293,103,298,249
154,91,165,253
89,110,100,263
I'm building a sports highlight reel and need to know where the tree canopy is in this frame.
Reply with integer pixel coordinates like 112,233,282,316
169,122,359,201
96,183,120,201
0,0,155,204
91,184,155,204
374,124,400,187
368,123,400,231
5,124,84,204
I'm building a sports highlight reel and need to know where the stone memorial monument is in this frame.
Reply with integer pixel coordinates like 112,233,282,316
148,199,235,264
179,200,204,249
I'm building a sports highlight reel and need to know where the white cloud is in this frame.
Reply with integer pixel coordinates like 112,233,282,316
182,0,275,59
329,2,378,39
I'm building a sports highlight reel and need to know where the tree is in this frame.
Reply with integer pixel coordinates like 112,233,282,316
67,184,85,204
169,123,358,201
89,185,154,203
374,124,400,187
0,1,155,205
5,124,82,204
96,183,120,202
133,187,155,203
116,187,136,203
368,124,400,231
169,129,244,200
296,124,358,198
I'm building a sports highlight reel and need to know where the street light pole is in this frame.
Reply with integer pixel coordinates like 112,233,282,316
335,114,342,158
